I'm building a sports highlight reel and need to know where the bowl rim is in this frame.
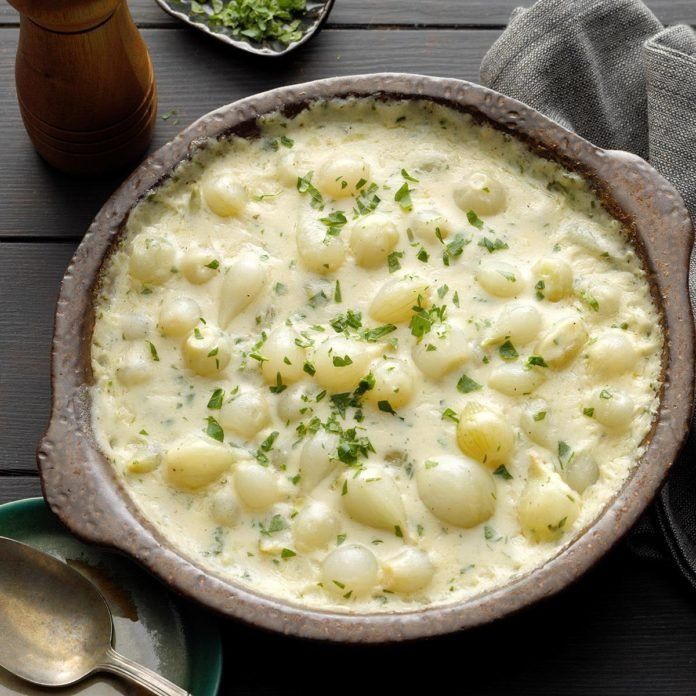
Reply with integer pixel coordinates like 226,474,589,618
38,73,695,643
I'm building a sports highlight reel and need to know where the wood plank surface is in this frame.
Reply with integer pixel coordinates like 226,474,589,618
0,27,499,239
0,476,41,504
0,243,77,472
1,0,696,27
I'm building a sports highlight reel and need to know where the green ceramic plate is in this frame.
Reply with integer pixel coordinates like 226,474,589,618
0,497,222,696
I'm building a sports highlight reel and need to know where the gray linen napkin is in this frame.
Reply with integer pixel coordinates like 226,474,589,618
480,0,696,588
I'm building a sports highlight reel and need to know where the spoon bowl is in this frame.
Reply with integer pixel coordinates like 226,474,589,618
0,537,189,696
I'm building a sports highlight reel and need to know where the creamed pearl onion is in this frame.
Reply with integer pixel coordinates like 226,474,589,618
416,454,495,528
411,325,470,380
590,389,634,431
159,297,201,337
453,172,507,215
456,402,514,467
363,358,415,409
322,545,379,596
486,304,542,346
293,501,339,551
296,217,347,274
369,275,431,324
260,327,307,384
534,257,573,301
342,467,405,532
217,389,270,439
518,457,580,541
234,461,279,510
312,335,375,392
348,215,399,267
383,548,434,593
203,173,246,216
316,157,370,198
586,332,637,376
182,324,232,376
129,235,177,285
476,262,522,298
181,247,219,285
489,362,546,397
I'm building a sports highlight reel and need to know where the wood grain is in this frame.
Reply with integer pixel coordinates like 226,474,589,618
0,476,41,504
1,0,695,27
0,27,499,239
0,243,77,472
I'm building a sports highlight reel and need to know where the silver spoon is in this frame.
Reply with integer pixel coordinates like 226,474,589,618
0,536,190,696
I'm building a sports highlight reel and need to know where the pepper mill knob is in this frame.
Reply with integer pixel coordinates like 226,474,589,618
8,0,158,175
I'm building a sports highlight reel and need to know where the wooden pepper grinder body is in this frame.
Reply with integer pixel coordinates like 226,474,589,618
8,0,157,175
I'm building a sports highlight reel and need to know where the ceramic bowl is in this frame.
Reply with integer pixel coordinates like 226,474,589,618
38,74,695,642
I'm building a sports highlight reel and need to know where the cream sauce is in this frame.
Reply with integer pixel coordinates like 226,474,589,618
91,99,662,612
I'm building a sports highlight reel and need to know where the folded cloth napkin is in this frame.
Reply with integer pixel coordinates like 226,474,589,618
480,0,696,588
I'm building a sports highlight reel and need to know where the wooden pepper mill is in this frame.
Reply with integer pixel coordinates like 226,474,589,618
8,0,157,175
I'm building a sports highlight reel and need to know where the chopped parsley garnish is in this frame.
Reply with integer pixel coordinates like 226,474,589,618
273,282,287,295
493,464,513,480
319,210,348,237
558,440,574,468
378,400,397,415
478,237,508,253
362,324,397,342
337,427,375,465
191,0,308,46
416,247,430,263
527,355,548,367
409,302,446,342
204,259,220,269
297,172,324,210
424,459,439,469
533,410,547,421
387,250,404,273
600,389,613,399
583,407,595,417
499,340,519,361
394,182,414,211
280,548,297,559
207,388,224,409
467,210,484,229
279,135,294,148
332,354,354,367
354,182,381,215
330,309,363,333
269,372,287,394
205,416,224,442
441,408,460,423
334,280,342,303
307,290,329,309
578,289,599,311
401,168,419,182
394,525,404,538
535,279,545,300
457,374,482,393
147,341,160,362
261,514,287,535
442,233,469,266
484,524,496,540
303,360,316,376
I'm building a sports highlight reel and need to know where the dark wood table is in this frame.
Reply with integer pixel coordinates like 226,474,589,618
2,1,696,693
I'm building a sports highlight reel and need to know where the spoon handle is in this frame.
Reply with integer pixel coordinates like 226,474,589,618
99,647,191,696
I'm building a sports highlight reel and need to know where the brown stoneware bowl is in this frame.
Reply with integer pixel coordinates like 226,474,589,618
38,74,695,642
